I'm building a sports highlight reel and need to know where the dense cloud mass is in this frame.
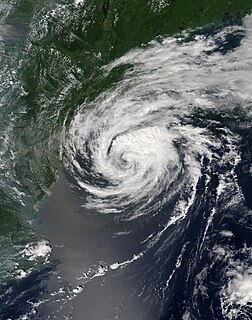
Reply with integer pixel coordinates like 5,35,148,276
57,15,252,319
0,1,251,318
63,16,251,220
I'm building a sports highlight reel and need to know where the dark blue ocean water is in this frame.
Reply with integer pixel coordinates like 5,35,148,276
0,2,251,320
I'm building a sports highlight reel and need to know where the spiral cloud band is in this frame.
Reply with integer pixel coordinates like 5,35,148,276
62,16,252,221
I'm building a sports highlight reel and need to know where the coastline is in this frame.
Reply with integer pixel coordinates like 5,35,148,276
36,166,160,319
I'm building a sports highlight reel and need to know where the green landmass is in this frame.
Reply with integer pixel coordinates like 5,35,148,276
13,0,251,198
0,190,36,280
8,0,252,61
95,0,252,60
0,0,251,280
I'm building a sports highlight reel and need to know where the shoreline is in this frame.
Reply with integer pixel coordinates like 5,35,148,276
35,166,160,319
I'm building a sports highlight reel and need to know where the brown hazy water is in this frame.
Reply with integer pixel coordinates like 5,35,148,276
36,165,158,320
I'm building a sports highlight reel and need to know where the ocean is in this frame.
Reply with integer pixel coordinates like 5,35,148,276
0,1,251,319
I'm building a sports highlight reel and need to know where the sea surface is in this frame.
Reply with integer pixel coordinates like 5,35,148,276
0,1,252,319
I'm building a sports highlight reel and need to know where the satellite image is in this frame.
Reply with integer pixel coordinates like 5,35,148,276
0,1,252,319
